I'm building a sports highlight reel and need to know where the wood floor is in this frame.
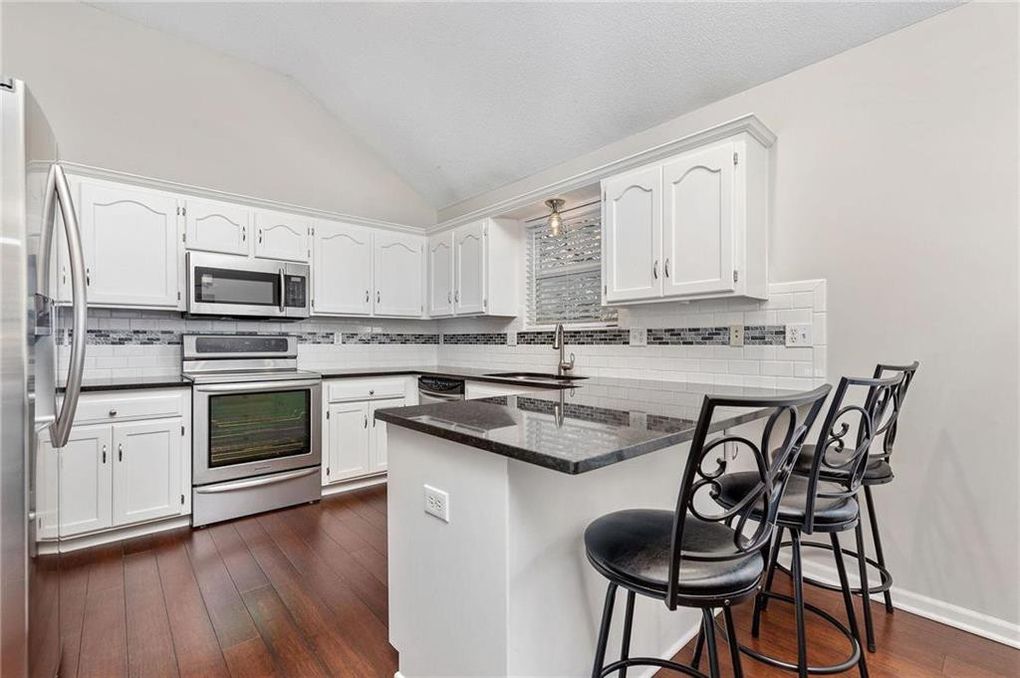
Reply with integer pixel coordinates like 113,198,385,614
59,485,1017,678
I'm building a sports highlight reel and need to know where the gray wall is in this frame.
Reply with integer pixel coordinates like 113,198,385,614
2,2,436,227
444,3,1020,631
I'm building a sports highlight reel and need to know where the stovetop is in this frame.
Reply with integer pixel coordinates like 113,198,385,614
183,369,321,385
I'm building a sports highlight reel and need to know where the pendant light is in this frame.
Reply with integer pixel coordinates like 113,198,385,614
545,198,566,236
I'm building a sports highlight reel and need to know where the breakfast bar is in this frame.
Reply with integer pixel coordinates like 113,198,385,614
376,379,796,677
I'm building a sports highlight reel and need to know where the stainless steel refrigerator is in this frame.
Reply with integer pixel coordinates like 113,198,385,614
1,78,87,677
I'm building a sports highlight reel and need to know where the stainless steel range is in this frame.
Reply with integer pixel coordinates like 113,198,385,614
183,334,321,527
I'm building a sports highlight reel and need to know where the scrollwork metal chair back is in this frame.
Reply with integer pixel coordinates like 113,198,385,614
871,361,919,464
665,385,830,610
801,373,906,533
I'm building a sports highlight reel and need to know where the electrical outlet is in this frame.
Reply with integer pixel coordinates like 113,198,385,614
333,331,343,345
629,328,647,347
507,331,517,347
785,323,813,347
729,325,744,347
424,485,450,523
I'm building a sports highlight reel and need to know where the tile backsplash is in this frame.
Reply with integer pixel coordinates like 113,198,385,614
60,279,826,389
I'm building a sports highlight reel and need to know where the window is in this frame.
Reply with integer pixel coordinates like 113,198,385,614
527,204,617,327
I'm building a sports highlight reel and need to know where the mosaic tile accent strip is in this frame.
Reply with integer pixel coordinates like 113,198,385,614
743,325,787,346
441,333,508,345
516,329,631,345
67,329,185,345
646,325,786,346
341,332,439,345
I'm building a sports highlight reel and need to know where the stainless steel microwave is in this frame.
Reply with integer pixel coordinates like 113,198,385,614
186,251,310,319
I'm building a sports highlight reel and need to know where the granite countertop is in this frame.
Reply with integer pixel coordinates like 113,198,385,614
374,378,800,474
59,375,192,393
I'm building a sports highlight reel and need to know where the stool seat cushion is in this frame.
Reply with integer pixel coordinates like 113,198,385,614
584,509,764,599
786,444,895,485
715,472,859,528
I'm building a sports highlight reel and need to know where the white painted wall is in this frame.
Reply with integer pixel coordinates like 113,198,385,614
442,3,1020,633
1,2,436,227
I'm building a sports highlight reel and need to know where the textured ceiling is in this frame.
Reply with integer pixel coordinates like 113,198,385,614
94,2,955,209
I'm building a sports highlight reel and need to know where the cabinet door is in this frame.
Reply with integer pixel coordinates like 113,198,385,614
326,402,371,482
185,198,252,256
374,232,424,317
369,398,403,473
454,221,485,315
602,166,662,303
254,209,311,262
112,419,183,526
312,221,373,316
79,180,182,308
661,142,736,297
58,425,113,537
427,233,454,317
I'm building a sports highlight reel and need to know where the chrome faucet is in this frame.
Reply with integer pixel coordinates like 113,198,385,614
552,323,575,376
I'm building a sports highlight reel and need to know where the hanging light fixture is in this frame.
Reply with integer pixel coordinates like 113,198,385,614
545,198,566,236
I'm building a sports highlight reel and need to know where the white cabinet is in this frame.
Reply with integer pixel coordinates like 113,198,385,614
601,133,769,304
55,425,113,537
42,389,191,540
602,166,662,303
323,377,413,486
254,209,312,262
184,198,252,256
454,221,486,315
112,419,184,526
427,233,454,316
312,221,373,316
78,179,182,308
325,401,372,483
427,218,522,318
373,232,424,317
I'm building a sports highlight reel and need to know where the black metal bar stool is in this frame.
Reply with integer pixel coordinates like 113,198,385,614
584,385,830,678
770,361,919,652
706,372,905,678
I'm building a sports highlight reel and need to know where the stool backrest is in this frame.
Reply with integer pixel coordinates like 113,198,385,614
666,385,830,609
801,373,905,533
871,361,920,464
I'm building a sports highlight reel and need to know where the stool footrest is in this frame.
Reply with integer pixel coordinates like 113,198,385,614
599,656,709,678
775,539,893,595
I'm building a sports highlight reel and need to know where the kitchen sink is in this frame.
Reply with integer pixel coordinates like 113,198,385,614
485,372,587,382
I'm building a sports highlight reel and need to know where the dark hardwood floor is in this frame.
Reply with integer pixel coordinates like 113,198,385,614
60,485,1018,677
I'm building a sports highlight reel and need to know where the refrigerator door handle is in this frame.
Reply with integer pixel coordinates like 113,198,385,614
48,164,87,448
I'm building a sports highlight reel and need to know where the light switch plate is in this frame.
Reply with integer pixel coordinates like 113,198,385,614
333,331,343,345
424,485,450,523
629,328,647,347
507,331,517,347
785,323,813,347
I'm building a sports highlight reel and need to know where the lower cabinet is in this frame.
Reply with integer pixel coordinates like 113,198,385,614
322,377,413,487
37,388,191,541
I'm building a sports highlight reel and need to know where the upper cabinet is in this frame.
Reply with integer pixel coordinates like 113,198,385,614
311,223,424,319
602,132,769,304
78,179,183,309
184,198,252,256
254,209,312,262
374,232,424,317
312,221,373,316
427,218,521,318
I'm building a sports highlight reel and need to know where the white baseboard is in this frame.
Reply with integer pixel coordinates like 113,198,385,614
798,559,1020,649
322,473,387,497
55,515,191,553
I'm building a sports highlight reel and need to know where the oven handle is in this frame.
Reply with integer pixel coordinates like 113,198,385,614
194,467,320,494
192,378,322,394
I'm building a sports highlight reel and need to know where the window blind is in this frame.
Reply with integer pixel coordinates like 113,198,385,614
527,208,617,326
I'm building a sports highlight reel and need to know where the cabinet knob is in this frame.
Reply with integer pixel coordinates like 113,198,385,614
108,409,117,417
369,389,375,395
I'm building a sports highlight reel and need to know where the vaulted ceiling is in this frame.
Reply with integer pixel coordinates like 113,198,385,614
95,2,955,209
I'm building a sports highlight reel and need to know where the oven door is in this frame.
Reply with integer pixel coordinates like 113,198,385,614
187,251,309,319
192,378,321,486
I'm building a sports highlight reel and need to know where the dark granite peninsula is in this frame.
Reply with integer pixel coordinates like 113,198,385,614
382,377,802,678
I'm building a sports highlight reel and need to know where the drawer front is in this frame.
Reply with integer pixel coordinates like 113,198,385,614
72,389,187,424
327,377,407,402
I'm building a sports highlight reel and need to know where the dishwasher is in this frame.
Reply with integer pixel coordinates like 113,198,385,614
418,376,465,403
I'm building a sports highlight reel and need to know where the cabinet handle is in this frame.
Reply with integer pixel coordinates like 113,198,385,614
258,228,263,244
85,268,90,286
101,444,106,464
363,415,368,429
376,291,381,304
664,258,670,278
117,443,123,462
365,290,369,303
455,290,459,303
447,291,452,304
242,226,246,242
108,409,117,417
652,260,659,280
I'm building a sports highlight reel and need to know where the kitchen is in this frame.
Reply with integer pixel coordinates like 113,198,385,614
1,2,1017,678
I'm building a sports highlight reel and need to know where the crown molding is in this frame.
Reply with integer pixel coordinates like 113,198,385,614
429,113,776,234
59,162,428,234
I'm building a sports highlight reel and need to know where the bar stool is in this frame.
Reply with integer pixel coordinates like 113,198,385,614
708,372,905,678
772,361,919,652
584,385,830,678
